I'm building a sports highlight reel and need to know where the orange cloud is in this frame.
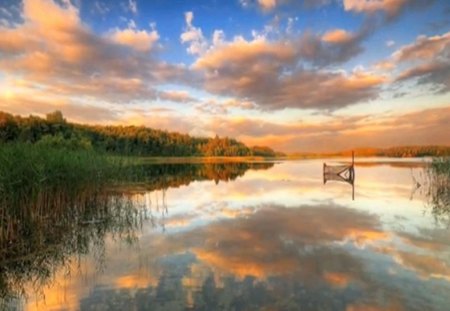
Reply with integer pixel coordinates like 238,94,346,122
322,29,354,44
158,90,195,103
257,0,278,11
343,0,409,17
0,0,187,106
203,106,450,152
393,32,450,62
194,37,296,70
110,28,159,52
390,32,450,92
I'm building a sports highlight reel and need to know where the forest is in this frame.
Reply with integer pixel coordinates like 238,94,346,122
0,111,279,157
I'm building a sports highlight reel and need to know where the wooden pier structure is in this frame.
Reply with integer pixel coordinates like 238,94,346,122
323,151,355,200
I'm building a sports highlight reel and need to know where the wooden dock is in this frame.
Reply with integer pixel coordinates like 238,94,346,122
323,151,355,200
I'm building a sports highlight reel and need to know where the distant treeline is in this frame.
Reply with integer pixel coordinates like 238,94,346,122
0,111,280,157
292,146,450,158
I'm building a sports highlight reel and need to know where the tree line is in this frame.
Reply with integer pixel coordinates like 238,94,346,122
0,111,280,157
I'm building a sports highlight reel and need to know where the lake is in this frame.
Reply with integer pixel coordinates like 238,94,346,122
1,158,449,311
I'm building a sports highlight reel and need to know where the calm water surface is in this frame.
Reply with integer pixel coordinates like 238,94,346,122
2,159,450,311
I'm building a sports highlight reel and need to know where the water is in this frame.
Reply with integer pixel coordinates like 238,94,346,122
1,159,449,311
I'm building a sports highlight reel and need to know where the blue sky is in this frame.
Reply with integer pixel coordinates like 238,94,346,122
0,0,449,152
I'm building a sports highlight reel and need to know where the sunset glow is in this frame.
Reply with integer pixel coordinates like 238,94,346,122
0,0,449,152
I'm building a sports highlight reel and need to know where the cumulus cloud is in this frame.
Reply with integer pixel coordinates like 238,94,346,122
240,0,332,11
239,0,281,11
299,25,371,66
393,32,450,61
343,0,431,19
393,32,450,92
343,0,408,16
192,34,383,110
180,11,207,55
110,27,159,52
0,0,188,104
258,0,278,11
322,29,354,44
194,98,257,115
158,90,195,103
183,16,379,111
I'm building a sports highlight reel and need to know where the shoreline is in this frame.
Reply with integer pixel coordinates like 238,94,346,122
129,155,439,165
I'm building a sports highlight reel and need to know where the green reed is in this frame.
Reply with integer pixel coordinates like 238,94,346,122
427,157,450,223
430,157,450,176
0,143,124,209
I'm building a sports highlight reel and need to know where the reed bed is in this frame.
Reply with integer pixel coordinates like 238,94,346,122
427,157,450,223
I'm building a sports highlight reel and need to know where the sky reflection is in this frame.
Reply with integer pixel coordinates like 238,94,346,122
14,159,450,311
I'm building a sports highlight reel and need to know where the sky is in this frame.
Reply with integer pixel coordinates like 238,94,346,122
0,0,449,152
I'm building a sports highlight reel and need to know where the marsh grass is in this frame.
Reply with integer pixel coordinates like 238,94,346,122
0,143,126,210
0,143,132,268
427,157,450,223
0,143,148,304
0,146,275,306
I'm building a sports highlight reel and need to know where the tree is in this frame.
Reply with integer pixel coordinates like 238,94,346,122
46,111,66,124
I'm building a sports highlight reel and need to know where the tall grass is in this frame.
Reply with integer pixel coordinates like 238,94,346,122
0,142,134,253
0,143,144,304
0,143,123,210
430,157,450,176
427,157,450,223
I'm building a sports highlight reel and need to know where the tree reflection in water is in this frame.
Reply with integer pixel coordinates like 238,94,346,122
0,162,274,309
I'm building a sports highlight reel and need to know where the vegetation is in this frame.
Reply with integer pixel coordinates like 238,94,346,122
291,146,450,158
0,192,147,306
0,111,279,157
0,143,125,212
0,161,272,306
427,157,450,223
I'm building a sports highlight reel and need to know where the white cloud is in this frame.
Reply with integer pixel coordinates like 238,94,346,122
180,11,208,55
128,0,137,14
386,40,395,47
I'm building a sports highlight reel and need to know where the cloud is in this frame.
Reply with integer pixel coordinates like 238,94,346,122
0,0,189,105
258,0,278,11
187,19,378,111
393,32,450,62
393,32,450,92
93,1,110,15
194,36,384,110
180,11,207,55
193,98,257,115
198,106,450,152
298,31,366,66
343,0,408,16
128,0,137,14
0,92,119,123
110,27,159,52
386,40,395,47
343,0,431,19
158,90,195,103
322,29,354,44
240,0,332,11
239,0,281,11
